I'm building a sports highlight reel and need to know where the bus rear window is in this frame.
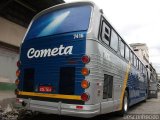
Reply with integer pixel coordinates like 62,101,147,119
25,5,92,40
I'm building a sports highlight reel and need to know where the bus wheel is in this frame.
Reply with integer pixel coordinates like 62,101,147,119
118,91,129,116
17,110,34,120
143,89,148,102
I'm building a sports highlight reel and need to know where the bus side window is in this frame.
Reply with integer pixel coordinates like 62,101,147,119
119,39,125,57
125,45,130,61
142,65,144,73
134,55,137,67
129,51,131,63
110,29,118,51
141,63,143,73
130,52,134,65
136,57,138,68
139,61,141,71
103,74,113,99
101,21,111,45
137,59,139,70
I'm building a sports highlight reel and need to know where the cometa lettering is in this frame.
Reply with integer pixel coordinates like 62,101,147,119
27,45,73,58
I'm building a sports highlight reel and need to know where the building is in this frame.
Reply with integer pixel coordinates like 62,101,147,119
0,0,64,90
130,43,149,66
158,74,160,82
158,74,160,91
157,73,160,84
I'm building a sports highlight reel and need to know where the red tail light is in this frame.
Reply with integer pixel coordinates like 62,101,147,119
81,55,90,64
16,70,20,77
81,93,89,101
15,79,19,86
16,98,23,103
17,60,21,67
15,89,19,95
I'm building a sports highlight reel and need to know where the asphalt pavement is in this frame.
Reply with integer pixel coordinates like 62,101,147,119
0,92,160,120
18,92,160,120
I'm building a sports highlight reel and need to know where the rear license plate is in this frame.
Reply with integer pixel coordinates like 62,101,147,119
39,86,53,92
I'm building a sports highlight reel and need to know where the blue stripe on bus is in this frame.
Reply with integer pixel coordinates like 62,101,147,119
127,67,147,106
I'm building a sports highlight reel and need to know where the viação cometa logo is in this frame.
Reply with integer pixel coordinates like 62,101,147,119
27,45,73,58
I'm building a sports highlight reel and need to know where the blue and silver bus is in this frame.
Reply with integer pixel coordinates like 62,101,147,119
148,64,158,98
15,2,148,118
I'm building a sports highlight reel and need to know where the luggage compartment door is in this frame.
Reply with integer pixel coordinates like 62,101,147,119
59,67,75,95
23,68,35,92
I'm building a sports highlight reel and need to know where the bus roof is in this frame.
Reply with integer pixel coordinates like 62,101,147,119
32,1,95,22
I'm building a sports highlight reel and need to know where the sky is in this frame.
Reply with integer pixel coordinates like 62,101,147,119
66,0,160,74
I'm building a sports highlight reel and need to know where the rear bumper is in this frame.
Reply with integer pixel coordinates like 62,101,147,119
16,98,100,118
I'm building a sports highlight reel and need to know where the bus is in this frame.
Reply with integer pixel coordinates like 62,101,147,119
15,1,148,118
148,64,158,98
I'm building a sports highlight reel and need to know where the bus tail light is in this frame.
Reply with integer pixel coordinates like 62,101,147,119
81,55,90,64
81,68,90,76
15,89,19,95
16,98,23,103
17,60,21,67
15,79,19,86
81,93,89,101
16,70,20,77
81,80,90,89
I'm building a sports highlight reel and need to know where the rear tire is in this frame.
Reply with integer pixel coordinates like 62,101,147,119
117,91,129,116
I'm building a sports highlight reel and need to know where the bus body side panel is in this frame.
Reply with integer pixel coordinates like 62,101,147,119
85,39,124,113
148,70,158,98
85,39,148,114
127,66,148,106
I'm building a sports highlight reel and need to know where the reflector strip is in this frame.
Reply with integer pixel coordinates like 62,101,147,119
18,91,81,100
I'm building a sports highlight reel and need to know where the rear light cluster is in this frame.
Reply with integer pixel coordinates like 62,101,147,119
81,93,90,101
15,60,21,95
16,60,21,77
81,55,90,64
15,88,19,95
81,80,90,89
16,70,20,77
81,55,90,101
17,60,21,67
81,67,90,76
15,79,19,86
81,55,90,76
